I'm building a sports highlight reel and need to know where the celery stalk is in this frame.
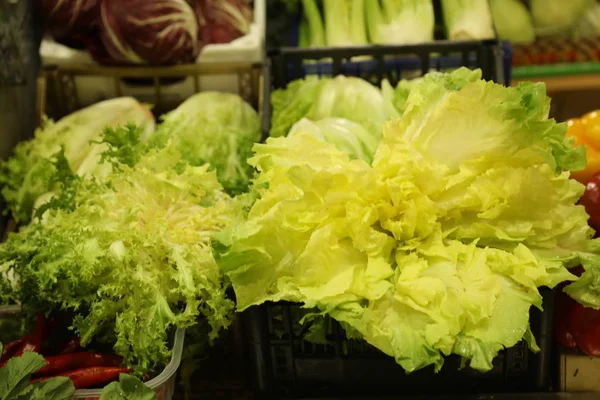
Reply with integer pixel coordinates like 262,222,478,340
301,0,326,47
366,0,434,44
323,0,368,47
441,0,496,40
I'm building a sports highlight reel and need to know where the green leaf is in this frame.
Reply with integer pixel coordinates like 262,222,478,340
0,352,46,400
33,148,81,220
100,374,156,400
98,123,146,169
22,378,75,400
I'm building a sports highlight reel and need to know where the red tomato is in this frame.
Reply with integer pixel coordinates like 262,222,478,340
579,172,600,231
570,303,600,358
554,288,578,348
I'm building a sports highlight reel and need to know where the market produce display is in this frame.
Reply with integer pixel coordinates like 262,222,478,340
507,1,600,73
215,67,600,373
5,65,600,393
0,92,261,394
35,0,254,65
553,158,600,359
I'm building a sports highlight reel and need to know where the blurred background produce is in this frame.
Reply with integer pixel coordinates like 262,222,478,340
36,0,254,66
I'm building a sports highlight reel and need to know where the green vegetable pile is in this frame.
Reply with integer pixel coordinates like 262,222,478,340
3,66,600,396
215,67,600,373
0,94,260,381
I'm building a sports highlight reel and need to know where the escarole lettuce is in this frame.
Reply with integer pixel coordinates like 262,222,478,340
215,67,598,374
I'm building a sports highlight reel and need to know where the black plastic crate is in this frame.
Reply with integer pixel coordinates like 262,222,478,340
261,40,510,138
244,288,554,399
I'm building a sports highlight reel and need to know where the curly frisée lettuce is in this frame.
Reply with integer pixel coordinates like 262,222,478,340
0,126,244,374
215,68,598,373
0,97,155,224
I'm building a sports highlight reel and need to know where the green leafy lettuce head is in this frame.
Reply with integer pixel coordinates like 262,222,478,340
215,68,598,374
150,92,261,196
270,75,400,140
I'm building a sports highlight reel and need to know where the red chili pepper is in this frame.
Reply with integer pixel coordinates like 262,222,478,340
13,313,47,357
34,352,123,377
570,303,600,358
59,338,81,355
33,367,132,389
1,339,24,362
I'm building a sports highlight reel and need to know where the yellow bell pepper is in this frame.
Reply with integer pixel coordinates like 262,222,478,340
566,111,600,184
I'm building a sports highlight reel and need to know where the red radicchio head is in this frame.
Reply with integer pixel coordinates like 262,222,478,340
36,0,100,49
195,0,253,45
98,0,200,65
